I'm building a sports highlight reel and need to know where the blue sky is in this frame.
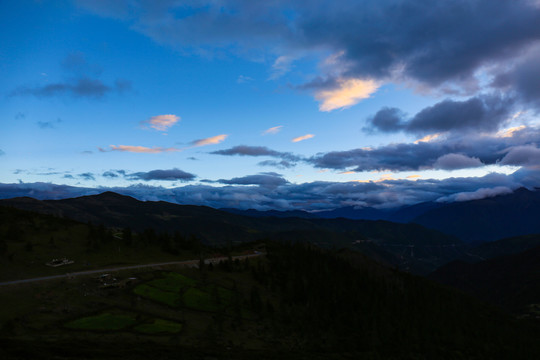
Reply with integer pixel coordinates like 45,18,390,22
1,0,540,210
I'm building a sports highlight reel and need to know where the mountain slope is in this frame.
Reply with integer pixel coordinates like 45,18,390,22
0,192,466,274
430,243,540,315
412,187,540,243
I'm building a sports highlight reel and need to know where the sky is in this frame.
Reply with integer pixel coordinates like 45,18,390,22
1,0,540,211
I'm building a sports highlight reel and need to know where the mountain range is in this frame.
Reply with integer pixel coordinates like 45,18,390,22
222,187,540,243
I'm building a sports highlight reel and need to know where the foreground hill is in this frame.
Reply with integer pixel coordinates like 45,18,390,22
2,237,540,359
0,192,469,274
430,237,540,317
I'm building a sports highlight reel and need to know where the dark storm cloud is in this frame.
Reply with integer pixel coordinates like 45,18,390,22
216,172,288,188
320,0,540,86
126,168,196,182
2,168,539,210
406,95,514,134
491,49,540,108
365,107,405,133
77,0,540,88
309,127,540,171
11,78,131,99
366,94,515,135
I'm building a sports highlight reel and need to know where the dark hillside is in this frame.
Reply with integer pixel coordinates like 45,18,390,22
412,187,540,243
430,244,540,316
1,193,467,274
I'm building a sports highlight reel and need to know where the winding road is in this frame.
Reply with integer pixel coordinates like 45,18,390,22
0,253,262,287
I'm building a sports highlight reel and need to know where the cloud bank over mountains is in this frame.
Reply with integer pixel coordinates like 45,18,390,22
2,166,539,211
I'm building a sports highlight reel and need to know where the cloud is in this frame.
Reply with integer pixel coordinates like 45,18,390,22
126,168,196,182
102,170,126,178
292,134,315,143
262,126,283,135
315,78,378,112
433,154,484,170
212,145,284,157
141,114,180,132
2,168,538,210
216,172,288,188
258,160,295,169
496,125,527,138
309,126,540,172
37,118,62,129
104,145,182,153
191,134,228,147
491,48,540,107
365,107,405,133
437,186,514,203
76,0,540,113
367,94,515,135
270,55,294,79
78,172,95,181
499,145,540,168
11,77,132,99
211,145,300,166
237,75,254,83
0,149,5,156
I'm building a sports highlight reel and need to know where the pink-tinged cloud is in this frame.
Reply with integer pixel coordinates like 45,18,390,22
292,134,315,143
263,125,283,135
316,78,379,112
108,145,181,153
191,134,228,147
141,114,180,131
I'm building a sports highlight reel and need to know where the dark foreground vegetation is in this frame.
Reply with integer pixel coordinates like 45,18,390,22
1,202,540,359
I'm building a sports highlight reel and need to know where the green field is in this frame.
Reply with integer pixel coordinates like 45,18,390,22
133,272,232,312
148,272,197,292
133,283,182,307
65,312,136,331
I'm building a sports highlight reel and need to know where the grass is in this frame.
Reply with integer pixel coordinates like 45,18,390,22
134,272,227,312
182,287,216,312
65,312,136,331
134,318,183,334
133,283,181,307
148,272,197,292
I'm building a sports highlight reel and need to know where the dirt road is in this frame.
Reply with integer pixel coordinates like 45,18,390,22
0,253,262,286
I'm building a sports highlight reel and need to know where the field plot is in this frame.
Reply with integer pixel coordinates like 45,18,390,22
133,272,233,312
65,312,136,331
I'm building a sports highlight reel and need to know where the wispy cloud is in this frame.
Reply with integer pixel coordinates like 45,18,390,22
237,75,254,83
496,125,527,138
292,134,314,143
414,133,441,144
11,78,131,99
316,78,378,112
141,114,180,132
37,118,62,129
262,125,283,135
103,145,182,153
270,55,294,79
191,134,228,147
